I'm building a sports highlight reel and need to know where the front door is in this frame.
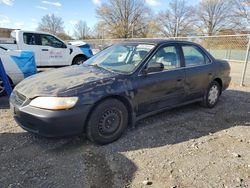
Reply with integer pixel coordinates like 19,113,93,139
135,44,186,115
39,34,69,66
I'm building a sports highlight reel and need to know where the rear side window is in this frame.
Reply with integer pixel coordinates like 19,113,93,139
23,33,41,45
182,45,210,67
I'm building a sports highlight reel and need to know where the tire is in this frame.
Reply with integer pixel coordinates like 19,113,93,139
202,81,221,108
0,78,6,97
72,56,87,65
86,99,128,145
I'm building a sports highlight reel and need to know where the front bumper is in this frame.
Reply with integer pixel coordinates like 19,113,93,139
10,96,92,137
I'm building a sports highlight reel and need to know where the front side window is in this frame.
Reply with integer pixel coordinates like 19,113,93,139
148,46,180,70
40,34,65,48
182,45,210,67
85,43,155,74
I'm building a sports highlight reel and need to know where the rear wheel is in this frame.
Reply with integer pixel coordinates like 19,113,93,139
86,99,128,145
72,56,87,65
202,81,221,108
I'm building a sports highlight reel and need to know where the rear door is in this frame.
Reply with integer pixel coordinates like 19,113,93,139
22,33,43,66
135,44,186,115
180,44,213,100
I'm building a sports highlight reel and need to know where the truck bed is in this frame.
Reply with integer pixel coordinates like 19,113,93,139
0,38,18,50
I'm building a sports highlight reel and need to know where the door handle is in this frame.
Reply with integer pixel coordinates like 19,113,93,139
42,49,49,51
208,72,212,76
176,78,183,82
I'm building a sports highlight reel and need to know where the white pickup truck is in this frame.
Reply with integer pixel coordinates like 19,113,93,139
0,30,93,67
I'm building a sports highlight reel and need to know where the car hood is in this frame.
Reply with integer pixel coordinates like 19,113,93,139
15,65,117,99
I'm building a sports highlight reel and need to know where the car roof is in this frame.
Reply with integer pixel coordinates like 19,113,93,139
118,39,197,46
15,30,54,36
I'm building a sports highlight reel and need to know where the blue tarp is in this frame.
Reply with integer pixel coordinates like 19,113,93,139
0,58,12,96
11,51,37,78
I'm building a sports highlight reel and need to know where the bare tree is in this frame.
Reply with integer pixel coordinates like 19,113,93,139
157,0,195,37
140,20,162,38
57,32,73,40
196,0,232,36
74,20,91,39
38,14,64,35
96,0,151,38
93,21,108,39
232,0,250,32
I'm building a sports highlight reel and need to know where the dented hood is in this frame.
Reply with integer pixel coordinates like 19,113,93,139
15,65,117,99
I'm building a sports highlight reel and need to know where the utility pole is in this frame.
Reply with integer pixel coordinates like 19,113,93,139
132,23,134,38
175,19,179,38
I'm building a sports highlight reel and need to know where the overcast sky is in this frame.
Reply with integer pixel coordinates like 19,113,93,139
0,0,200,35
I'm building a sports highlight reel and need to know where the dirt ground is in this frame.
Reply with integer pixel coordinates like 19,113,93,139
0,84,250,188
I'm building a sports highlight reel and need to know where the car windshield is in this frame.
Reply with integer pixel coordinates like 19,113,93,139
84,43,155,74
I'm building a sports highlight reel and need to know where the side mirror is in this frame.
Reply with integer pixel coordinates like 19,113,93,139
143,63,164,74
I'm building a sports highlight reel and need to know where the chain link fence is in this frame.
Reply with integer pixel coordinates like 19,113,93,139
83,35,250,86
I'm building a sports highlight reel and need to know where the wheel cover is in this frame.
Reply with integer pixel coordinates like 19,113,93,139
98,109,122,136
0,79,5,95
208,85,219,105
76,60,84,65
75,58,85,65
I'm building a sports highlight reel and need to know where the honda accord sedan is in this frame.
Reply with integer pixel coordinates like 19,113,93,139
10,40,231,145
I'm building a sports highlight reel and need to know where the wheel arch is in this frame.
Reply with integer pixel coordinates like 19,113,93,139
213,77,223,94
84,95,135,132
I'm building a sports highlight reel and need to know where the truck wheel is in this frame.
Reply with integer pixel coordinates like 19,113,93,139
72,56,87,65
0,78,5,97
86,99,128,145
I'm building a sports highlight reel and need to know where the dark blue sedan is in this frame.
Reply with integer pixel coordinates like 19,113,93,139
10,40,231,144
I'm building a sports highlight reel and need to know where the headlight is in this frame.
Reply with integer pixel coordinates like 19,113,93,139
30,97,78,110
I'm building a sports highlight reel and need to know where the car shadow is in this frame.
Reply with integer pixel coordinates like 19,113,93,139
0,89,249,187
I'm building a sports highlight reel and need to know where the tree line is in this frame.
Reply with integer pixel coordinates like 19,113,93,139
37,0,250,40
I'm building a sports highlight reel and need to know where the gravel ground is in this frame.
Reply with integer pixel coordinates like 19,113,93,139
0,85,250,188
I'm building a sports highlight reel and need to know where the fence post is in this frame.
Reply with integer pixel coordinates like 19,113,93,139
0,58,12,96
228,40,233,61
240,38,250,86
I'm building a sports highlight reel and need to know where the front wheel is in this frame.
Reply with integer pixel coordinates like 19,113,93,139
86,99,128,145
72,56,87,65
202,81,221,108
